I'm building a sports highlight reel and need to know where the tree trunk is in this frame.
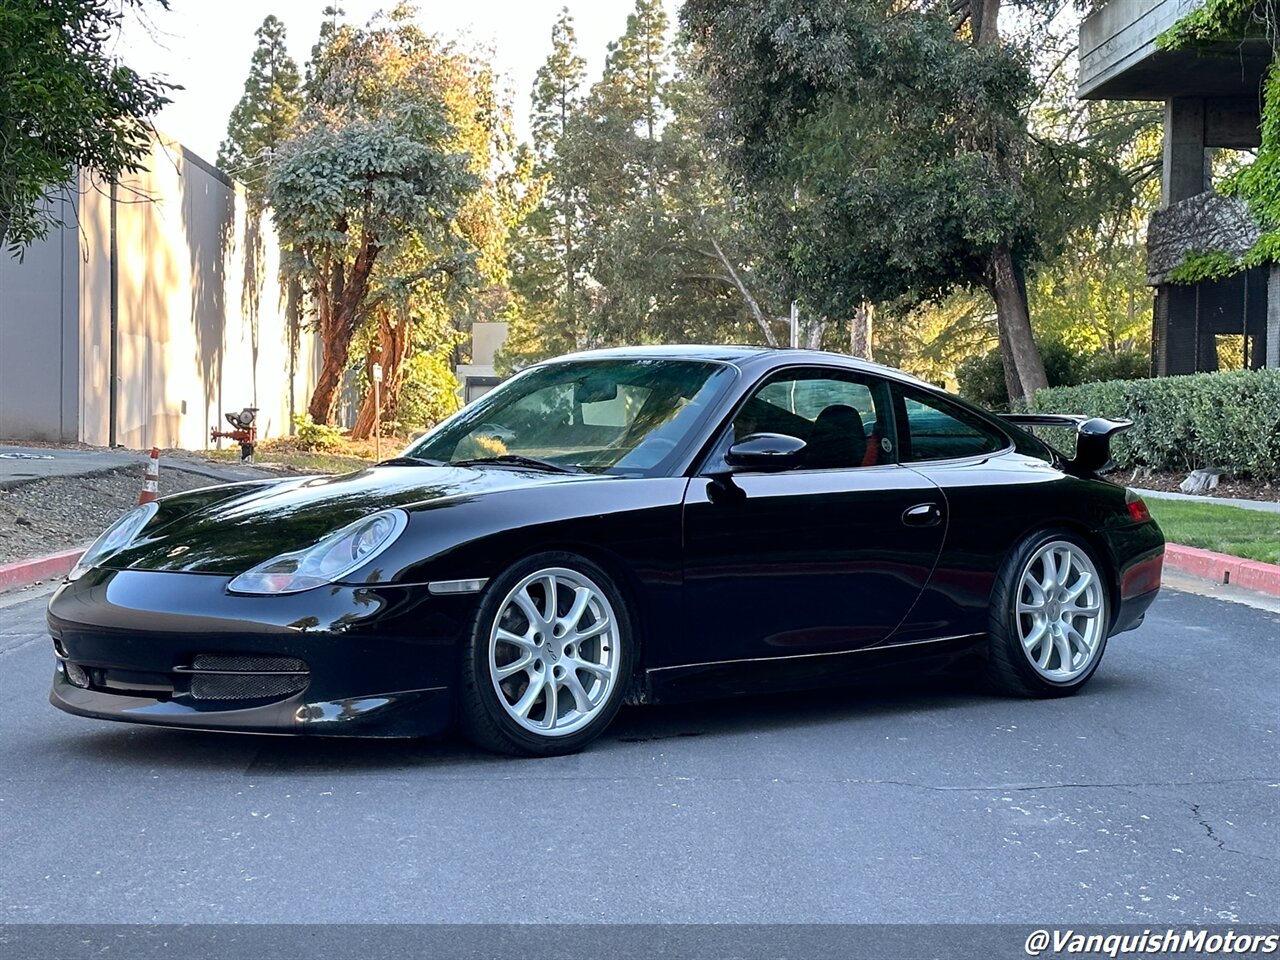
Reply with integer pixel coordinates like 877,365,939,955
993,304,1024,406
308,341,351,424
707,235,779,347
350,309,412,440
286,279,303,431
802,316,828,351
850,303,873,359
968,0,1001,47
305,239,380,424
986,243,1047,405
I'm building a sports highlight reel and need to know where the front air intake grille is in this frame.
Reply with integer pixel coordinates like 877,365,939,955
191,654,306,673
190,672,309,701
182,654,309,701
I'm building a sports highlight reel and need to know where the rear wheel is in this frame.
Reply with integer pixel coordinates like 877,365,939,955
460,552,633,756
987,531,1110,697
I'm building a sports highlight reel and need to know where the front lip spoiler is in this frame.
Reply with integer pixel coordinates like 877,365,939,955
50,671,452,739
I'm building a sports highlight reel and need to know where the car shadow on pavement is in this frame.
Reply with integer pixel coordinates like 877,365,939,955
45,665,1139,775
47,667,970,771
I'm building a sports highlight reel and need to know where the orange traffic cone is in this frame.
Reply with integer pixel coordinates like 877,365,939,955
139,447,160,504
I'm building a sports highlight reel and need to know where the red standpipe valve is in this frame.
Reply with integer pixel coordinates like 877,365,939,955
210,407,259,462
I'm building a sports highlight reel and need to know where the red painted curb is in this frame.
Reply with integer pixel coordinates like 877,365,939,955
1164,543,1280,597
0,547,84,594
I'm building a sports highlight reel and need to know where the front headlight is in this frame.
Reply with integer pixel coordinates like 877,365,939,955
68,502,159,581
226,509,408,595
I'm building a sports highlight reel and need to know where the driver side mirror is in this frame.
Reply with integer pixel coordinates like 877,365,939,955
725,433,807,472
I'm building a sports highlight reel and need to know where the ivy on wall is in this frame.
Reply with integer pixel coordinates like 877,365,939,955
1168,249,1246,283
1160,1,1280,282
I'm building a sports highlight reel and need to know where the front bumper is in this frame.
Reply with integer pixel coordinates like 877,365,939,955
46,568,478,737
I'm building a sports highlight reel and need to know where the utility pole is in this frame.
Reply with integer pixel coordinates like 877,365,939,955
790,301,799,348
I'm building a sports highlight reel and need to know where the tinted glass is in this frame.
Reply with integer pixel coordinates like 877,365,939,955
729,370,893,470
897,387,1006,462
406,359,733,475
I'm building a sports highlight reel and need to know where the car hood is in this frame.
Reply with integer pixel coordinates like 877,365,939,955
104,465,599,576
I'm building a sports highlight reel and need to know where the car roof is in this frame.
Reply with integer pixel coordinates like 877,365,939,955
552,344,775,363
547,345,941,390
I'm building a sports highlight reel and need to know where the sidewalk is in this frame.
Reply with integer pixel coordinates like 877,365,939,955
1136,486,1280,514
0,443,275,490
0,445,144,490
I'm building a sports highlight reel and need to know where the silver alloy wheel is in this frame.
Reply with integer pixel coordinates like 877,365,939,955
1015,540,1106,683
488,566,621,737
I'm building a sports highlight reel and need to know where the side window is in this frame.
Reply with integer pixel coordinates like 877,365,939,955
731,369,894,469
895,386,1007,462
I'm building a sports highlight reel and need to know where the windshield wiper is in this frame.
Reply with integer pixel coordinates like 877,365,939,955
376,456,446,467
453,454,584,474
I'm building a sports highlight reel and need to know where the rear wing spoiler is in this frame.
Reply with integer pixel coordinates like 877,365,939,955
997,414,1132,476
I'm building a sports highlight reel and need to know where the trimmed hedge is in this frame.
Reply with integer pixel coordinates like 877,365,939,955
1029,369,1280,480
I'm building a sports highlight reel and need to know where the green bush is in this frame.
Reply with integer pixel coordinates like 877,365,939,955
958,342,1148,411
1030,368,1280,479
291,414,346,453
956,349,1009,410
1077,349,1150,384
396,353,461,430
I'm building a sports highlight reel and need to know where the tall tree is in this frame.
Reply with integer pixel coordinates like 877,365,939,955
505,8,588,363
598,0,668,200
531,8,587,158
268,4,479,424
0,0,171,254
217,15,303,200
348,47,534,438
505,2,788,368
683,0,1064,401
583,43,788,348
959,0,1047,401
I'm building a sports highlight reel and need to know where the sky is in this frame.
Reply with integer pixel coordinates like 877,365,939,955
118,0,683,164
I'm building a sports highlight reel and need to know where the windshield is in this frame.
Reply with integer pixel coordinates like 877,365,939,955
404,358,736,476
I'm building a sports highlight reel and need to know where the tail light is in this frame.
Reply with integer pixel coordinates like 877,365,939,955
1125,489,1151,523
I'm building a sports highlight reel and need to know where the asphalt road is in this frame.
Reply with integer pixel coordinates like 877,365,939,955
1,582,1276,932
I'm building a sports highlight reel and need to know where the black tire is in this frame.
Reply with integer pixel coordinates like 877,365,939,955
986,528,1110,698
459,551,635,757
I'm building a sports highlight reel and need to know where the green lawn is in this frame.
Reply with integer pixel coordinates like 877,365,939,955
201,447,372,475
1146,498,1280,565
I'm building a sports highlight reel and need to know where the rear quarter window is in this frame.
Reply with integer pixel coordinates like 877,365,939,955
896,387,1008,462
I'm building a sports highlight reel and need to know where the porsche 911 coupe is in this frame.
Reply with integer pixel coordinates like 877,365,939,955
48,346,1164,755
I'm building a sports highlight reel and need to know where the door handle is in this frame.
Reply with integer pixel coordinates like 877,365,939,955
902,502,942,527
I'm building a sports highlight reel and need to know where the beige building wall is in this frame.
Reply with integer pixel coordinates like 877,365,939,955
77,134,318,450
0,193,81,441
455,321,509,404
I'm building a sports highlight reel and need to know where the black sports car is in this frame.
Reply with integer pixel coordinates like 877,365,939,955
48,346,1165,756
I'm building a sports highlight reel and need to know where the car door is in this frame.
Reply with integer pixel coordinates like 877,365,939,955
885,382,1043,644
678,367,947,667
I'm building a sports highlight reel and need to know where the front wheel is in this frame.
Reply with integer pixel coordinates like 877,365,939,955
987,531,1110,697
459,552,634,756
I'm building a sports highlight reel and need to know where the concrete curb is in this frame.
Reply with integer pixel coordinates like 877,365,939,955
1163,544,1280,597
0,547,84,594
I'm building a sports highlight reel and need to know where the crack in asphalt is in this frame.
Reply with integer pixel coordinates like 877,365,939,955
1183,799,1276,863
